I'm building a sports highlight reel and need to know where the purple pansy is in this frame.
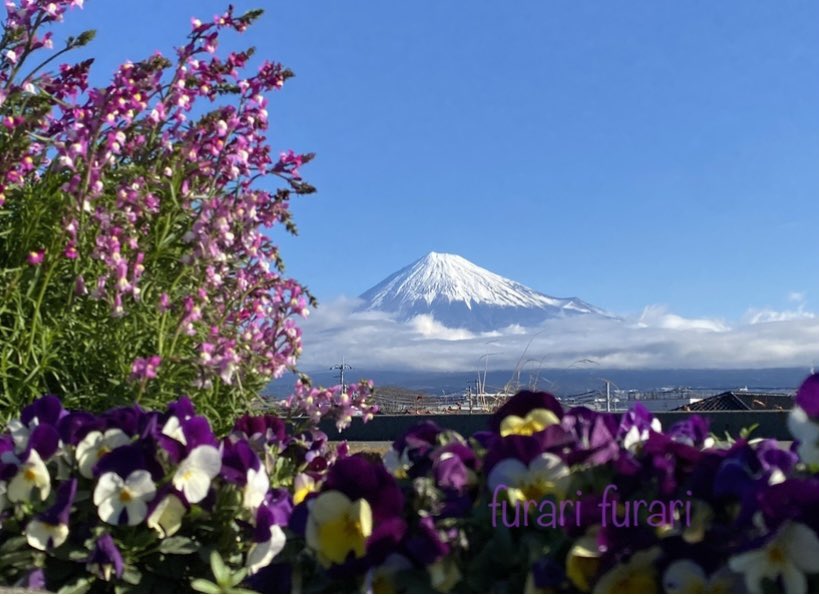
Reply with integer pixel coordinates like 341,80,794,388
93,443,163,481
319,455,407,572
21,395,67,427
796,373,819,418
405,516,450,565
220,438,262,485
86,534,124,581
233,413,287,447
488,391,564,434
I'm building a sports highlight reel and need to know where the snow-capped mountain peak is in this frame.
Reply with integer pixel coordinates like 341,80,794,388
359,252,609,331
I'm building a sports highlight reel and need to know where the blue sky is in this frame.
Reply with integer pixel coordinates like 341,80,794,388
64,1,819,322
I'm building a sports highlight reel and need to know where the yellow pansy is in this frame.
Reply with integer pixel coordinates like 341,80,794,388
306,490,372,566
500,408,560,437
593,547,661,593
566,530,601,592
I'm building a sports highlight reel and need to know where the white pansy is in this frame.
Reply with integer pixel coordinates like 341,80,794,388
147,493,186,538
246,525,286,574
7,418,31,451
161,416,187,444
729,521,819,593
26,519,69,550
172,445,221,504
244,466,269,512
76,429,131,479
623,418,662,452
7,450,50,503
787,406,819,466
488,453,570,502
93,470,156,526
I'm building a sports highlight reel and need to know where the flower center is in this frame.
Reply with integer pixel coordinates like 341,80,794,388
767,545,786,565
24,467,37,482
119,488,133,503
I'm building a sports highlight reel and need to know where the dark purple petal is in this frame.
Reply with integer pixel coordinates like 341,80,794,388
57,411,102,445
220,438,260,485
167,395,196,421
39,478,77,526
434,453,469,492
87,534,124,580
102,406,143,436
324,455,405,522
26,424,60,460
181,415,217,450
405,516,449,565
21,395,67,426
489,391,564,433
94,443,163,480
531,557,565,590
234,413,287,446
796,374,819,418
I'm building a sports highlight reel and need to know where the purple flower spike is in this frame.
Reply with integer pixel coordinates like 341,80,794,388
796,374,819,418
87,534,124,581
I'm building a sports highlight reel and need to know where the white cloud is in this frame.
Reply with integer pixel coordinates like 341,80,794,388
294,297,819,372
636,305,730,332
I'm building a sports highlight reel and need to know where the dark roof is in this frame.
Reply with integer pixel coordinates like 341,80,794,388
674,391,794,412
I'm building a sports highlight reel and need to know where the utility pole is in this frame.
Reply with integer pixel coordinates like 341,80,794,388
606,380,611,413
330,357,352,392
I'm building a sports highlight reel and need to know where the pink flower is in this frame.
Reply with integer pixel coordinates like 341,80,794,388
27,250,45,266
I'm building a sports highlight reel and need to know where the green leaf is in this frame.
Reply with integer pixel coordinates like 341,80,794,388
191,579,222,594
158,536,200,555
58,577,93,594
209,550,230,586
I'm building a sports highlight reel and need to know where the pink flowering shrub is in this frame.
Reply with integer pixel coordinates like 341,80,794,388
0,1,373,430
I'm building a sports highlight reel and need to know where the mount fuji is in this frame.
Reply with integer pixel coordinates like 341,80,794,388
358,252,611,332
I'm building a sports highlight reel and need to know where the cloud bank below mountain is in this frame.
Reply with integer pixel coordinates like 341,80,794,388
295,297,819,372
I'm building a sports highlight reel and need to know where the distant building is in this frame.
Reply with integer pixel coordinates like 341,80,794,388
674,391,794,412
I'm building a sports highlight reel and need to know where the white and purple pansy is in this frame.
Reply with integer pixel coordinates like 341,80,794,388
221,438,270,512
26,478,77,550
246,489,292,575
92,445,161,525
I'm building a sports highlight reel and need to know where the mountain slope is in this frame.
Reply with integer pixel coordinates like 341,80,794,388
359,252,609,332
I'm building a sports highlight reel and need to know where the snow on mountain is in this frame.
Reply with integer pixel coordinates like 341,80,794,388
358,252,611,332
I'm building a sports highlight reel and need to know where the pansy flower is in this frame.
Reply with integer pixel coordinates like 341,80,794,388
221,438,269,512
488,452,570,503
5,448,50,503
729,521,819,593
662,560,740,593
172,444,221,503
305,455,406,572
26,478,77,550
146,488,188,538
489,391,563,437
617,403,661,452
76,428,131,479
86,534,124,581
246,493,290,575
593,547,661,593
